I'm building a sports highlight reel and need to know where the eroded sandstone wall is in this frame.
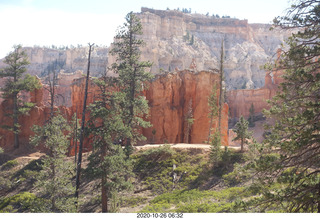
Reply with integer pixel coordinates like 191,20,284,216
0,70,228,151
142,70,228,145
135,8,291,90
0,81,71,151
226,69,283,119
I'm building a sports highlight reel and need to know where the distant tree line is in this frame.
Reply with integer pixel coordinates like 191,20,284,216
171,7,233,19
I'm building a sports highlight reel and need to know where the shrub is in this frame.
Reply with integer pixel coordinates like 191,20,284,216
1,159,18,170
121,196,148,207
0,192,38,212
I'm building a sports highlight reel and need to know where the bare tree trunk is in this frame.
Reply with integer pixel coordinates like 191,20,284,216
74,108,78,164
101,144,108,212
13,71,19,149
49,70,56,119
218,39,224,137
241,138,244,152
318,182,320,213
13,94,19,149
101,175,108,212
75,43,94,207
207,116,213,143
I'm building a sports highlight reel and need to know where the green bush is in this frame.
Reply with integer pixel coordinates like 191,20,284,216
142,187,250,213
1,159,18,170
121,196,148,207
0,176,13,190
133,146,210,194
0,192,38,212
14,159,43,179
222,163,250,186
176,201,234,213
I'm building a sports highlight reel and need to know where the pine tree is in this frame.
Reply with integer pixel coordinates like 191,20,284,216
86,76,133,212
0,45,41,148
30,114,76,212
245,0,320,212
207,83,219,142
184,100,194,143
210,130,222,164
110,12,153,157
248,103,255,127
233,116,251,152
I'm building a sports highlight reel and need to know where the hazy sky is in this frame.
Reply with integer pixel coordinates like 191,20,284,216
0,0,291,58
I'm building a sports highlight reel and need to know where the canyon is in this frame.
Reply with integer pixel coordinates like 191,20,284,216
1,8,290,90
0,70,228,151
0,8,289,152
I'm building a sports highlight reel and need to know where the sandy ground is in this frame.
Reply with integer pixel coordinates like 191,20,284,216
135,143,241,151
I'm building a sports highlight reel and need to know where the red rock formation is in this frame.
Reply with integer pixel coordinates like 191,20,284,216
227,66,284,119
227,86,277,119
0,70,229,151
0,79,71,151
69,70,229,146
143,70,228,146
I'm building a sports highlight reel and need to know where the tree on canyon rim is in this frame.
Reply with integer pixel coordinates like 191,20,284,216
29,61,76,212
30,114,76,212
0,45,41,149
243,0,320,212
86,76,134,212
248,103,255,127
232,116,251,152
110,12,153,157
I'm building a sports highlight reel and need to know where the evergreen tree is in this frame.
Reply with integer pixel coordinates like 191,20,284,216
207,83,219,142
210,130,222,164
86,76,133,212
110,12,153,157
233,116,251,152
30,114,76,212
0,45,41,148
245,0,320,212
248,103,255,127
184,100,194,143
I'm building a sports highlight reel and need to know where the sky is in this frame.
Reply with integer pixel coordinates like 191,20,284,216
0,0,292,59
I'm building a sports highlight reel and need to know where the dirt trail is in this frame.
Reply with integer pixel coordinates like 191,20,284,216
135,143,241,151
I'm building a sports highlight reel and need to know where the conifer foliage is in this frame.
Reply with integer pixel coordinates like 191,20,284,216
248,0,320,212
86,76,134,212
30,114,76,212
0,45,41,149
233,116,251,152
110,12,153,157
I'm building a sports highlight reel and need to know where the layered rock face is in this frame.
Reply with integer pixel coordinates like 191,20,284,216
42,70,83,107
0,80,71,151
0,46,108,78
226,69,283,119
142,70,228,146
0,8,290,92
135,8,291,90
70,70,229,146
0,70,228,150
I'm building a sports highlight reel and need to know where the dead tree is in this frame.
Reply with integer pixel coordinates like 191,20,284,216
218,39,225,137
75,43,94,206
